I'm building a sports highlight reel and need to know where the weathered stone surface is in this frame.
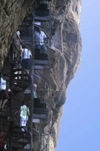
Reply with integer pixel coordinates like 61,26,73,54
0,0,82,150
0,0,40,71
46,1,82,148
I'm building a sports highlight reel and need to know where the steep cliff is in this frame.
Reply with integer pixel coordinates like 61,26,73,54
0,0,82,150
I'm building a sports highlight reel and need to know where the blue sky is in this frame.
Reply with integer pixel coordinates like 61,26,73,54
55,0,100,151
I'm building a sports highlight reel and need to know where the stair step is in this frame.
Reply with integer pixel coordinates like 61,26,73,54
13,68,30,76
12,146,24,150
13,74,31,79
13,73,30,77
21,36,32,45
21,41,32,45
13,89,23,93
35,65,44,70
13,79,31,83
35,10,49,17
34,108,48,114
12,134,30,139
34,60,49,65
35,49,48,60
21,36,31,42
34,102,46,109
12,138,29,144
13,86,30,90
12,126,28,133
12,146,30,151
33,113,46,119
24,144,30,150
12,126,28,129
12,135,30,140
24,89,31,94
13,68,25,72
35,3,49,17
13,82,31,87
32,118,40,123
34,65,49,70
0,112,10,117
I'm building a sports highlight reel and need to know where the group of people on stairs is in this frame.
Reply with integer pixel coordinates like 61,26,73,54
0,75,38,132
13,30,32,69
0,80,38,132
12,24,47,70
20,83,38,131
0,3,51,149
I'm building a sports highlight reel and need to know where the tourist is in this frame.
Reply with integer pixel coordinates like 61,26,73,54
22,48,32,72
34,26,47,53
13,31,24,64
33,83,38,98
20,101,30,131
0,75,7,111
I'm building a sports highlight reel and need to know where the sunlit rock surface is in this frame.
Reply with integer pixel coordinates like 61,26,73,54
0,0,82,150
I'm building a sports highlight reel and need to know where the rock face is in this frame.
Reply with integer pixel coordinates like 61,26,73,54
48,0,82,149
0,0,82,150
0,0,39,70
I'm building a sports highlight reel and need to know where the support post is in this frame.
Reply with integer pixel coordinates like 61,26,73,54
30,14,35,151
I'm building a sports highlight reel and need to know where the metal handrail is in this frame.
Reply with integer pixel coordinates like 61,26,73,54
32,128,49,151
34,73,49,88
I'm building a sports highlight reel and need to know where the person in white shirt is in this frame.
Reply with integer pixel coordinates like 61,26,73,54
20,101,30,131
22,48,32,71
34,27,47,53
13,31,24,64
0,75,8,111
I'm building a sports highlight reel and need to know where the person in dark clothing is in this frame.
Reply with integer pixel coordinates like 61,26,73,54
0,132,4,151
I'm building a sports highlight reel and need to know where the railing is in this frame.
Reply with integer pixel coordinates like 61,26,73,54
32,128,49,151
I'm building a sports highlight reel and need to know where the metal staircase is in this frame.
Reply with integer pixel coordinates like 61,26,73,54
0,0,51,150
